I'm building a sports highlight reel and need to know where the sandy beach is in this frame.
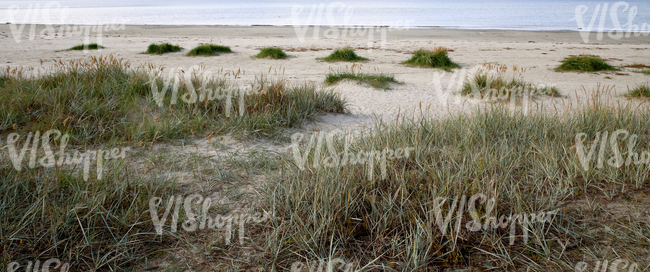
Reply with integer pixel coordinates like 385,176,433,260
3,25,650,129
3,24,650,271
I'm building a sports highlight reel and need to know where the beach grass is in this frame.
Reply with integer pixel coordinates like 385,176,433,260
461,73,560,98
325,64,401,90
186,44,232,56
624,64,650,74
0,55,348,270
460,64,560,99
555,55,620,72
402,47,460,71
320,48,368,62
255,47,288,59
67,43,104,51
4,38,650,272
0,55,348,144
261,100,650,270
626,83,650,97
0,160,178,270
145,43,183,54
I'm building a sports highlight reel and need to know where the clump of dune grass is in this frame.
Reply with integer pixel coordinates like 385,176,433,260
186,44,232,56
67,43,103,50
320,48,368,62
148,72,348,138
324,63,401,90
460,73,561,99
555,54,619,72
0,56,348,144
260,97,650,270
461,63,560,100
627,64,650,75
145,43,183,54
0,56,150,145
402,47,460,71
0,155,178,270
255,47,287,59
626,83,650,97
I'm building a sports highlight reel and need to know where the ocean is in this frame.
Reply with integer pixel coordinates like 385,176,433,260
1,0,649,31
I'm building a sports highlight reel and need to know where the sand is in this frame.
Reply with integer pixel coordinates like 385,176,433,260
2,24,650,132
3,23,650,272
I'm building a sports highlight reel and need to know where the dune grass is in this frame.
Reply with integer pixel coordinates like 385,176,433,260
460,64,560,100
145,43,183,54
320,48,368,62
0,56,150,145
0,160,178,270
67,43,103,51
402,47,460,71
261,101,650,270
633,70,650,75
0,55,348,144
4,52,650,271
325,64,401,90
0,55,348,270
186,44,232,56
461,73,560,98
626,83,650,98
255,47,288,59
555,55,620,72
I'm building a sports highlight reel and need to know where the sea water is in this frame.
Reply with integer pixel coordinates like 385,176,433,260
1,0,649,31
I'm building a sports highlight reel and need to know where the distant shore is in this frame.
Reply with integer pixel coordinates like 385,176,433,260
4,24,650,44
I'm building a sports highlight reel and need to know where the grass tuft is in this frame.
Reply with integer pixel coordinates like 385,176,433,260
145,43,183,54
628,64,650,75
460,74,560,98
325,64,402,90
0,55,348,143
186,44,232,56
461,63,560,99
554,54,620,72
320,48,368,62
255,47,288,59
402,47,460,71
67,43,103,51
626,83,650,97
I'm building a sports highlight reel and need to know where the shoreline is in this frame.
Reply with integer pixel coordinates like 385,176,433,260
5,24,650,45
7,23,650,34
